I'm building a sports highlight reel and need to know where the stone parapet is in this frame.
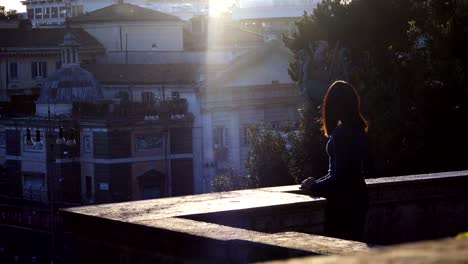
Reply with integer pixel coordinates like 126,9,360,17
61,170,468,262
264,238,468,264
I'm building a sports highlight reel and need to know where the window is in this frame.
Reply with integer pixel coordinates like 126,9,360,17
242,125,250,145
23,173,46,202
171,91,180,99
31,62,47,79
142,185,161,199
271,121,280,130
56,60,62,70
59,6,66,18
214,127,229,148
9,62,18,80
76,5,84,16
141,92,154,104
116,91,130,102
51,7,58,18
35,8,42,19
27,9,34,19
192,18,203,33
43,7,50,19
72,49,77,63
71,5,84,17
66,49,71,64
85,176,92,200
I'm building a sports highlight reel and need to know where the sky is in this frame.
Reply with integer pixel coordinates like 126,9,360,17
210,0,235,16
0,0,25,12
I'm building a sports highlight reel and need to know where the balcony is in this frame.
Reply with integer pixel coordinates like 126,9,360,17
22,188,47,203
72,98,193,123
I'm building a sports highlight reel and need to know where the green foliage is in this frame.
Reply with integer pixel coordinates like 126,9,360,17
211,168,254,192
246,124,295,187
456,232,468,239
0,7,18,20
283,0,468,177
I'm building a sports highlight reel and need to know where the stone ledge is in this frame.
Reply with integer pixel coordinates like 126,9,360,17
263,238,468,264
63,188,325,222
61,170,468,262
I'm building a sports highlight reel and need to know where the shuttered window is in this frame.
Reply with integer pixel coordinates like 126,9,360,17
9,62,18,79
31,62,47,78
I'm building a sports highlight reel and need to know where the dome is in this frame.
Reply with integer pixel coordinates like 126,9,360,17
38,66,103,103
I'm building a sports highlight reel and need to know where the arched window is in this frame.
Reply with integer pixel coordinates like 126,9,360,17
66,49,71,64
72,49,76,63
141,92,155,104
116,91,130,102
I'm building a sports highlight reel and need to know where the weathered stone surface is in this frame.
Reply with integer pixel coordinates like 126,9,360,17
264,238,468,264
62,187,366,262
62,170,468,262
64,188,325,223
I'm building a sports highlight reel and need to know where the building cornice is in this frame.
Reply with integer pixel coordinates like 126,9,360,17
0,47,105,56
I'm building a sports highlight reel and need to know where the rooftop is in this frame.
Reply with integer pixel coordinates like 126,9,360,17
69,3,182,24
83,64,201,85
0,28,103,51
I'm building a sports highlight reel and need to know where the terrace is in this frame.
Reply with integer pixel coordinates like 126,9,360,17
62,170,468,263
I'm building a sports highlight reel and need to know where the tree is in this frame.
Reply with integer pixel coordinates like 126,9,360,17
246,124,295,187
0,7,18,20
211,167,254,192
284,0,468,178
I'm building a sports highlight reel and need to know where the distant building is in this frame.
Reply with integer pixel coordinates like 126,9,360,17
0,31,197,205
69,3,185,53
1,2,301,196
0,27,104,103
21,0,209,27
232,0,319,41
200,42,299,183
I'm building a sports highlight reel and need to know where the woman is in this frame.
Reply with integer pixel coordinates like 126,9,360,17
301,80,370,241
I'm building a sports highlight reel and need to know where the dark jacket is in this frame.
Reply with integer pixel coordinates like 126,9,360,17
310,124,370,240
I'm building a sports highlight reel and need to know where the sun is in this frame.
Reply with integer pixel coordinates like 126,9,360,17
209,0,232,17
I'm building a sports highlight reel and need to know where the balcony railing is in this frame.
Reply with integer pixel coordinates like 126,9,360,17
72,98,191,122
23,188,48,203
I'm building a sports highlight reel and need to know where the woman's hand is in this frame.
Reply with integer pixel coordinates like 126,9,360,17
300,177,316,190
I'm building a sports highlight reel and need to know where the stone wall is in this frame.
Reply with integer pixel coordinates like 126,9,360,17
365,171,468,244
61,170,468,262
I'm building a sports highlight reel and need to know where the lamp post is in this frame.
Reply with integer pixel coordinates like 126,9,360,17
24,114,76,264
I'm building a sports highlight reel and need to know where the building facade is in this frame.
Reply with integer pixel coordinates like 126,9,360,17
232,0,319,41
0,27,104,102
21,0,209,27
2,2,301,197
0,31,196,206
200,42,300,184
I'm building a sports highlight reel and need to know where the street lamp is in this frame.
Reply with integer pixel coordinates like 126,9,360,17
24,122,76,147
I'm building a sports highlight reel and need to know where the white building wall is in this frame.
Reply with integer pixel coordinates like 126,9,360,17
77,22,184,52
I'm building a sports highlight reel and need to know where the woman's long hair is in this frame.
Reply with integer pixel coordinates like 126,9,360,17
322,81,368,138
